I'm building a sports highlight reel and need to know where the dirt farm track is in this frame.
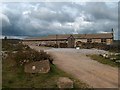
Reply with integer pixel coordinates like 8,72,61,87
29,45,118,88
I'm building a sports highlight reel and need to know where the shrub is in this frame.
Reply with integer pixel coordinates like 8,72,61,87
14,49,53,66
2,39,31,51
2,39,53,66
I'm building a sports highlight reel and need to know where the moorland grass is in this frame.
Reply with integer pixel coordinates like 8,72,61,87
88,55,119,67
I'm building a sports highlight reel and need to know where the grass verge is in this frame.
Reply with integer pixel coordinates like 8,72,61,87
2,58,89,88
88,54,119,67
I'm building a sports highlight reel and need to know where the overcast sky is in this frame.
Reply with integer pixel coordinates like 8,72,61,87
1,2,119,39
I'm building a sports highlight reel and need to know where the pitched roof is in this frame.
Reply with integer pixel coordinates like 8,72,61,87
24,33,113,41
24,34,72,41
73,33,113,39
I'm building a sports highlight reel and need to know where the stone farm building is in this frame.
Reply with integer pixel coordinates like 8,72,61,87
22,32,113,48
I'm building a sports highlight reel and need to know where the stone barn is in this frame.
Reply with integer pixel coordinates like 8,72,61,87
73,33,113,47
23,34,75,48
22,32,114,48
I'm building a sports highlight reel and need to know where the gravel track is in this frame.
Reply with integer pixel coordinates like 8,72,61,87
29,45,118,88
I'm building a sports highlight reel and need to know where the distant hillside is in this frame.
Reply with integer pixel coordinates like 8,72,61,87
2,39,23,51
2,39,21,44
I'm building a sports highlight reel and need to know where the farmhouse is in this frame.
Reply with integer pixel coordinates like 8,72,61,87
22,32,113,48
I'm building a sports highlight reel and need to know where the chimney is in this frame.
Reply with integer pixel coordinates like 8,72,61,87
112,28,114,33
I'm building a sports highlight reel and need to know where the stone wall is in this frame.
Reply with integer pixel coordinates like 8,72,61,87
75,38,113,46
106,39,113,45
75,39,87,43
92,39,101,43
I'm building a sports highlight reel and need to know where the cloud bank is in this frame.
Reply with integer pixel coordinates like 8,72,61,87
1,2,118,39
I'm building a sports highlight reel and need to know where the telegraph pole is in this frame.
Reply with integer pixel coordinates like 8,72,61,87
56,34,58,48
111,28,114,40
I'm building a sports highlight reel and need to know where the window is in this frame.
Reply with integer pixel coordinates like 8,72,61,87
101,39,106,43
87,39,92,43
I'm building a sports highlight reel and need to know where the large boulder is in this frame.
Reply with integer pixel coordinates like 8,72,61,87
24,60,50,73
57,77,73,88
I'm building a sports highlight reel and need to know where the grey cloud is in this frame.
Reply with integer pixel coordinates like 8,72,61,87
84,2,118,21
1,2,118,39
28,5,75,23
1,14,10,27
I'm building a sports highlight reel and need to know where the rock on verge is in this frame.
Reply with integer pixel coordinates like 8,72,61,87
24,60,50,73
57,77,73,88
